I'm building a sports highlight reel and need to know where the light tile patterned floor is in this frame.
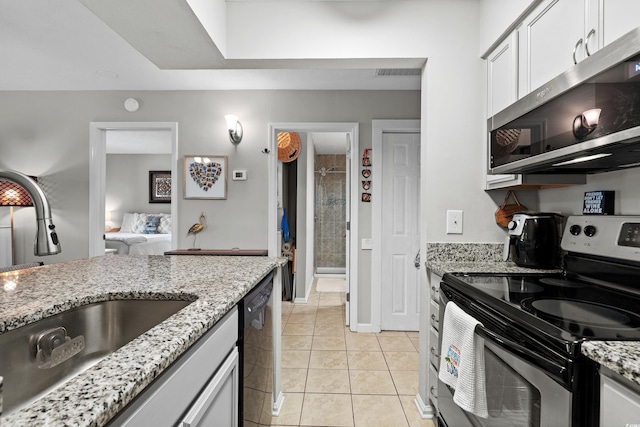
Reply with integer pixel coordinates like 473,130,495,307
254,280,437,427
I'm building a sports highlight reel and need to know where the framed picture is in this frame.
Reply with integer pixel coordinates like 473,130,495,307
183,155,228,200
149,170,172,203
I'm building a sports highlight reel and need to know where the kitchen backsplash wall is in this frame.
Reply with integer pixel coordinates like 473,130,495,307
539,167,640,216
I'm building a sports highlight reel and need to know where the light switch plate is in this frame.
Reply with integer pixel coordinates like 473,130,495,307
361,238,372,250
232,169,247,180
446,210,463,234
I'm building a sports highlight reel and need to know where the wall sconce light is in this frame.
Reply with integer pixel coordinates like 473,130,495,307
573,108,602,139
225,115,243,144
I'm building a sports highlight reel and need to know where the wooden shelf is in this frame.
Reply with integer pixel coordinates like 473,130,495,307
164,249,268,256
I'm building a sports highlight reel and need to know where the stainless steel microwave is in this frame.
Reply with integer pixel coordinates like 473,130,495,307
488,26,640,175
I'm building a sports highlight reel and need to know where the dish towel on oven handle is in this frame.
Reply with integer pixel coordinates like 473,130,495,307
438,301,489,418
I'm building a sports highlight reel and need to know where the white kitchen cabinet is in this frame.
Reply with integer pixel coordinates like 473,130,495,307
109,308,239,427
518,0,599,96
601,0,640,46
600,367,640,426
179,349,239,427
485,31,522,189
0,226,11,268
487,32,518,120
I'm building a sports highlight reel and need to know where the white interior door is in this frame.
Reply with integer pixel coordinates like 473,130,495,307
381,132,420,331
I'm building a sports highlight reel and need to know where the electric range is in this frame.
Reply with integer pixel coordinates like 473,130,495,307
437,215,640,427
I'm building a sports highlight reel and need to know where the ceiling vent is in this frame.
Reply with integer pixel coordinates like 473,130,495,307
375,68,421,76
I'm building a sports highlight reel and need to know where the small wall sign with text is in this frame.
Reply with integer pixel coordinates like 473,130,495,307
583,191,615,215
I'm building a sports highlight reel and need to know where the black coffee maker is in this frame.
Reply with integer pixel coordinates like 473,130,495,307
503,212,564,269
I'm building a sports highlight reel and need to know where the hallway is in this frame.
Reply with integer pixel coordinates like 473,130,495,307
255,281,436,427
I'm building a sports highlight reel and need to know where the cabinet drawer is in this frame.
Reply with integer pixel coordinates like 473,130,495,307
429,327,439,370
430,278,440,303
429,364,439,405
430,299,440,331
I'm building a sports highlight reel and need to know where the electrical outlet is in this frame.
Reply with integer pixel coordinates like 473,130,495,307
446,210,463,234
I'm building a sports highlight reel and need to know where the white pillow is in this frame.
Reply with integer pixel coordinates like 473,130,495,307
130,213,148,234
158,214,172,234
120,213,135,233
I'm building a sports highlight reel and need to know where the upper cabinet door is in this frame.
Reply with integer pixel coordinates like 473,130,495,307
602,0,640,46
487,32,518,119
518,0,586,96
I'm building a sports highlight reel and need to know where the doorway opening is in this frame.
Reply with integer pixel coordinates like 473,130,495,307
268,123,359,330
88,122,178,257
313,137,348,295
314,142,347,275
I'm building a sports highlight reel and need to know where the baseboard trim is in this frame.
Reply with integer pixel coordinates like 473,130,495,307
414,393,434,419
293,296,309,304
356,323,374,333
272,391,285,416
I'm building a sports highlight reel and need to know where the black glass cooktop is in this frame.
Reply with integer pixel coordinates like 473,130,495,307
447,272,640,341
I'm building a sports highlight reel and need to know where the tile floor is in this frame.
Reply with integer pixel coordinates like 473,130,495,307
251,280,437,427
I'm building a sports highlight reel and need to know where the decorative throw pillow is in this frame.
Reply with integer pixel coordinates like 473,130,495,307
120,213,135,233
131,213,148,234
144,216,161,234
158,214,172,234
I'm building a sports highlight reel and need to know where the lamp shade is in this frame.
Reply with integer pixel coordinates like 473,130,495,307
0,179,35,206
277,132,301,163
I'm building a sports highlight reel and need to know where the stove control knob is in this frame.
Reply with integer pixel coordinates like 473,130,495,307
508,220,518,230
584,225,597,237
569,224,582,236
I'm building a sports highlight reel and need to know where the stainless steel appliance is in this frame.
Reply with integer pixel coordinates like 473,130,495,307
504,212,563,269
437,215,640,427
488,26,640,175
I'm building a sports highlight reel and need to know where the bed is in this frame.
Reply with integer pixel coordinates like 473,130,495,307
105,212,172,255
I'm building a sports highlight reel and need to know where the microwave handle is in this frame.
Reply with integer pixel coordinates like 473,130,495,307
474,324,567,380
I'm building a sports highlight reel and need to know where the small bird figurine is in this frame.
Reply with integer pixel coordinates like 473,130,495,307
187,212,206,249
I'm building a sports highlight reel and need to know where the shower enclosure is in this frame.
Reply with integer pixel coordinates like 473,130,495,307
314,154,346,275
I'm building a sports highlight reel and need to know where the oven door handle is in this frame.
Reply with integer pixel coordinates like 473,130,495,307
474,324,567,381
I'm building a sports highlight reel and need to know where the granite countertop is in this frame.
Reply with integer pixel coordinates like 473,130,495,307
427,259,562,277
425,242,562,277
581,341,640,387
0,255,284,426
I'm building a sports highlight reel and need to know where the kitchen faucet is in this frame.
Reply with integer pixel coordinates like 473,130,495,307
0,170,61,256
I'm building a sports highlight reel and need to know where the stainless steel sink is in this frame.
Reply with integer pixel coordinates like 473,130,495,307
0,299,191,416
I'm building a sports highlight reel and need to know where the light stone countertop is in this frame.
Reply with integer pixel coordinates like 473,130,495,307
581,341,640,387
0,255,284,426
427,260,561,277
425,242,561,277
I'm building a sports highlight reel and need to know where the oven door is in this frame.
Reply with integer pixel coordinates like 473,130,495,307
438,292,572,427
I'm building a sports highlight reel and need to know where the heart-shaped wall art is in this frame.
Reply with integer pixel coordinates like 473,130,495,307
188,161,222,192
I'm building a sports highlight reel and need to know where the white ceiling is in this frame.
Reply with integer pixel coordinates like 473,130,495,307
0,0,422,91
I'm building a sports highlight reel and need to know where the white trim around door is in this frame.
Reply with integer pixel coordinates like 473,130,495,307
88,122,179,257
371,119,421,332
268,122,359,331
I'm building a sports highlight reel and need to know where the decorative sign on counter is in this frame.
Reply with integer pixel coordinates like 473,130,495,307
583,191,615,215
